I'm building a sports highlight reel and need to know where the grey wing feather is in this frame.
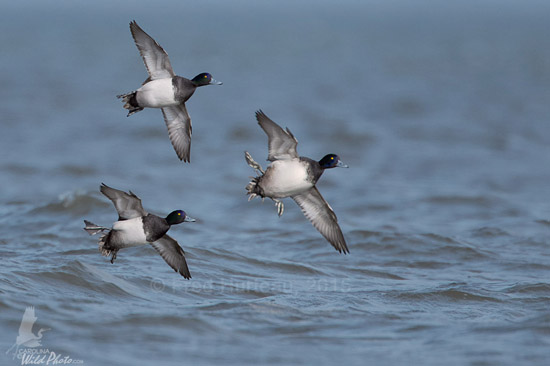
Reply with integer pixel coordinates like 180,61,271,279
255,110,298,161
129,21,175,80
161,104,192,162
150,235,191,279
292,187,349,254
100,183,147,220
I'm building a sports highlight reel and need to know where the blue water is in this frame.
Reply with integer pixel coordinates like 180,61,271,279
1,1,550,365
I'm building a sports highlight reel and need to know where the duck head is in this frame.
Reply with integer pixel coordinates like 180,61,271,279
165,210,196,225
318,154,349,169
191,73,223,86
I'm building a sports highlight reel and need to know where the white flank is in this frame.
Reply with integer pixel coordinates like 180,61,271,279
136,78,177,108
112,218,148,247
263,160,313,197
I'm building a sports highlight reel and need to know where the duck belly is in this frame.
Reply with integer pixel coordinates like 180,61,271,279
111,218,148,248
260,160,313,198
136,78,177,108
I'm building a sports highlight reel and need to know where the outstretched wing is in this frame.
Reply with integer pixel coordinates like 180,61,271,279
161,104,192,162
129,21,175,80
150,235,191,279
292,187,349,254
255,110,298,161
100,183,147,220
18,307,37,338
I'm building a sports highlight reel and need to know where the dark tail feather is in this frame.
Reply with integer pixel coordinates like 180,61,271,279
83,221,118,262
244,151,265,201
116,91,143,116
96,230,118,263
246,176,264,201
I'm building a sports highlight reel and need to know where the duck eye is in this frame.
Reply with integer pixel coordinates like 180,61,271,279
204,74,208,78
178,212,181,216
330,156,334,160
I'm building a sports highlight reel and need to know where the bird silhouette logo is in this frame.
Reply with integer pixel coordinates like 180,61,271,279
6,306,50,358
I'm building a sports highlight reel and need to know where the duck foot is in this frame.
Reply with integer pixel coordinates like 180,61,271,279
273,199,284,217
245,151,265,174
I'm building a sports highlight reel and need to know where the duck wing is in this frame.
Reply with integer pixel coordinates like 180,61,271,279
100,183,147,220
129,21,175,80
161,104,192,162
255,110,298,161
292,187,349,254
150,235,191,279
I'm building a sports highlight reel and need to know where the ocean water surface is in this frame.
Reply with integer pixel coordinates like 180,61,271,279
1,1,550,365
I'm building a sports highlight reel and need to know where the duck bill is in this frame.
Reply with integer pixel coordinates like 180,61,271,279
209,78,223,85
184,215,196,222
336,160,349,168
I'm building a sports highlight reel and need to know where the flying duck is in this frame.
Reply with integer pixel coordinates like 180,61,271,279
245,110,349,253
117,21,222,162
84,183,195,278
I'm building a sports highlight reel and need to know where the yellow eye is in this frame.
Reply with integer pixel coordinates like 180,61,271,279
178,212,181,215
204,75,208,78
330,156,334,160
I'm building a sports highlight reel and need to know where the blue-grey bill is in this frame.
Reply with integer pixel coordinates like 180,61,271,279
184,215,196,222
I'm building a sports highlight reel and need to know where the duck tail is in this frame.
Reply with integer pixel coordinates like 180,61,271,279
98,230,118,263
246,176,264,201
244,151,266,201
116,91,143,117
84,221,118,263
83,220,108,236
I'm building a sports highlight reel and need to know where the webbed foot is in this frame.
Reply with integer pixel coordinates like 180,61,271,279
245,151,265,174
273,199,284,217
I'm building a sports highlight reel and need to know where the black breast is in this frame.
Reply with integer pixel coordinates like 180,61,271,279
142,214,170,242
300,157,324,184
172,77,197,103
